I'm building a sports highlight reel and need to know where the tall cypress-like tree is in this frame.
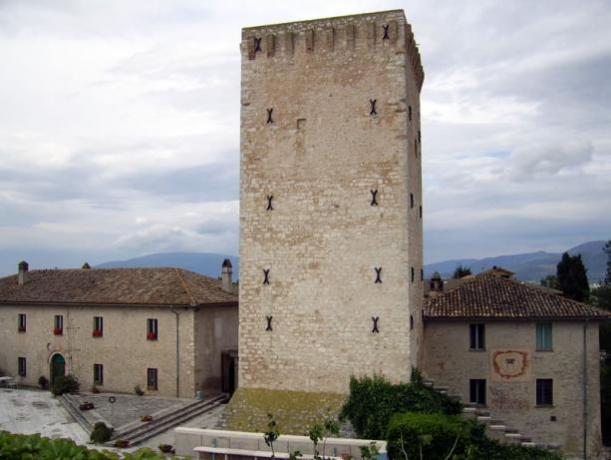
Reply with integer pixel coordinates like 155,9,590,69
556,252,590,302
604,240,611,286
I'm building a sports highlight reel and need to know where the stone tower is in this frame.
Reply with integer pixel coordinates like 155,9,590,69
239,10,424,394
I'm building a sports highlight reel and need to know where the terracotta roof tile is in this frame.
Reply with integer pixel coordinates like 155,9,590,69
424,273,608,321
0,268,237,306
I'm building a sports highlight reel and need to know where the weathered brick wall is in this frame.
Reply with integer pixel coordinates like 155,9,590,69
422,320,602,457
239,10,424,393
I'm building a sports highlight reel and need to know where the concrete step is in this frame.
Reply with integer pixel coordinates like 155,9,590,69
521,441,537,448
58,394,93,434
110,393,226,447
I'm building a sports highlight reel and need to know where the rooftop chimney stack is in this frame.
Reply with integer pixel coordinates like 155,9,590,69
18,261,29,286
221,259,233,293
429,272,444,296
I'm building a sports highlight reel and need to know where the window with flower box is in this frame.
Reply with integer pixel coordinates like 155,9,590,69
147,319,158,341
54,315,63,336
18,314,26,333
147,368,158,390
93,316,103,337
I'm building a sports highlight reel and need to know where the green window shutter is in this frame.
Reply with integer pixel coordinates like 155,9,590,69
536,323,552,350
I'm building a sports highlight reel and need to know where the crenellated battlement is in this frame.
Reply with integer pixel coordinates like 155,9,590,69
241,9,424,90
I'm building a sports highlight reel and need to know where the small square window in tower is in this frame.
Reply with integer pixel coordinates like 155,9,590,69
93,316,103,337
469,379,486,405
469,324,485,350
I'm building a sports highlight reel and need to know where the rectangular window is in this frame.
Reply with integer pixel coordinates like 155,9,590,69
147,319,158,341
411,267,415,283
469,324,485,350
93,316,103,337
420,269,424,281
536,322,553,351
469,379,486,405
410,193,414,208
18,357,26,377
147,368,158,390
54,315,63,335
93,364,104,385
536,379,553,406
18,314,26,333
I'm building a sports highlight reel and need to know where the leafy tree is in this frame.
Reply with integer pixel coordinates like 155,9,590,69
452,265,472,279
540,275,559,290
264,413,280,458
82,262,91,269
556,252,589,302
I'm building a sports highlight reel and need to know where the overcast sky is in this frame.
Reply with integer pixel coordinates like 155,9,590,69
0,0,610,275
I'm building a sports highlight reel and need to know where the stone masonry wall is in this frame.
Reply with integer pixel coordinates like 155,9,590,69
422,320,602,457
239,10,424,393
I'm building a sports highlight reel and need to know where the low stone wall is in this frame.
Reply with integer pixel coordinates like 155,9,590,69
175,428,387,460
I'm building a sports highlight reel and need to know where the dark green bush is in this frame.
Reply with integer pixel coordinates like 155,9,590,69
0,430,170,459
387,412,563,460
52,374,80,395
38,375,49,389
387,412,468,459
91,422,113,444
340,369,462,439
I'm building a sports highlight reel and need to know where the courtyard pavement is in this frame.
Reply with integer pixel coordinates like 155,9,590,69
0,387,89,443
0,387,225,454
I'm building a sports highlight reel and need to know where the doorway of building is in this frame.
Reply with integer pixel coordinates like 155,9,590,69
221,350,238,394
50,354,65,387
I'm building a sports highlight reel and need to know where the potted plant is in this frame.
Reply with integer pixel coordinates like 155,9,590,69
146,332,157,341
158,444,174,454
92,329,103,337
134,385,144,396
38,376,49,390
53,327,63,336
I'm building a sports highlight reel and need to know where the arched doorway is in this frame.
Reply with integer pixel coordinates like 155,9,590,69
50,354,65,387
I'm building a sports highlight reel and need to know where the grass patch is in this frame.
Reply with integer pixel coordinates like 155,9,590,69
225,388,346,435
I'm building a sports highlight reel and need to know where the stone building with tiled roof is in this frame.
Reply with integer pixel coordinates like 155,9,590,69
0,261,238,398
422,268,608,458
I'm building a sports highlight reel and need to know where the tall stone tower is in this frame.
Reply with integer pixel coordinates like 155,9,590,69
239,10,424,394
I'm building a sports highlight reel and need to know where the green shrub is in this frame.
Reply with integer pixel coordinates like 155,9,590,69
387,413,563,460
387,412,467,460
51,374,80,395
90,422,113,444
0,430,171,459
340,369,462,439
38,375,49,389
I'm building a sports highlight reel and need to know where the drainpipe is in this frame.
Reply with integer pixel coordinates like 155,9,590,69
171,306,180,398
583,319,588,460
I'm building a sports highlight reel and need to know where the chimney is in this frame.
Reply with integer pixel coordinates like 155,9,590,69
429,271,443,294
18,261,29,286
221,259,233,293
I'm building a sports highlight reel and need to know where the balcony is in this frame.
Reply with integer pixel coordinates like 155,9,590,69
92,330,103,338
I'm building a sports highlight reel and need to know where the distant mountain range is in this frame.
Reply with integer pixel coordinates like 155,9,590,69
96,252,239,279
424,240,607,283
95,240,608,284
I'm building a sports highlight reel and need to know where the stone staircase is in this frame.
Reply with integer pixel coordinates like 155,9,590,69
59,392,228,447
423,381,559,452
107,393,227,447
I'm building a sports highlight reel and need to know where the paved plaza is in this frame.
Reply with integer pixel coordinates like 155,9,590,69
0,387,225,453
0,388,89,443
